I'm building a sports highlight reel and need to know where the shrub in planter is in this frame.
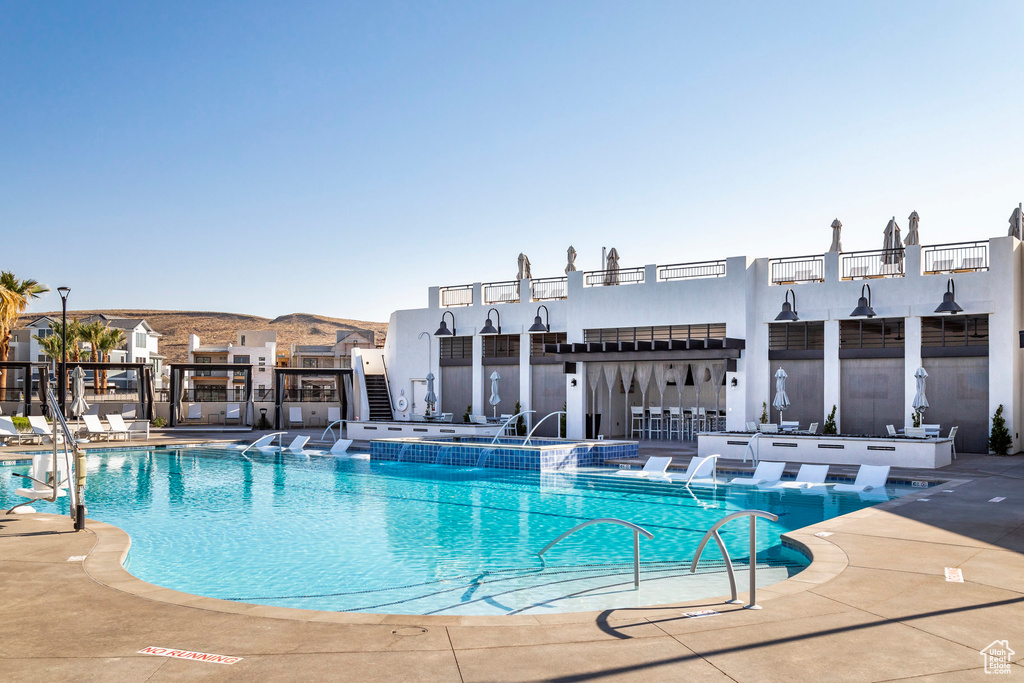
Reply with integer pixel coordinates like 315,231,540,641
822,405,838,435
989,404,1012,455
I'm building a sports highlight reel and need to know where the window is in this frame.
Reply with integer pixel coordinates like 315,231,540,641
240,335,246,345
839,318,905,350
233,355,250,364
921,315,988,348
483,335,519,358
135,332,146,347
769,322,825,351
440,337,473,360
195,356,211,363
303,358,319,368
530,333,567,356
36,328,52,339
258,357,266,364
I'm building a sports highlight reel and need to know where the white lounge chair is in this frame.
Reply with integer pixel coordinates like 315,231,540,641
185,403,203,424
833,465,890,493
27,415,62,444
85,404,101,416
287,435,309,453
8,450,69,513
745,421,757,432
0,416,35,445
470,415,488,425
105,414,135,441
288,406,304,428
806,422,819,435
82,414,128,441
730,461,786,486
666,455,719,486
758,423,779,433
615,455,672,478
224,403,241,425
330,439,353,455
885,424,897,437
773,464,830,489
121,404,137,419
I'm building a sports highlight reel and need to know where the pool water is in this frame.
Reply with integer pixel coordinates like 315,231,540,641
0,447,909,615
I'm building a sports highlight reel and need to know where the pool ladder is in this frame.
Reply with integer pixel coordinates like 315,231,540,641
691,510,779,609
538,518,654,588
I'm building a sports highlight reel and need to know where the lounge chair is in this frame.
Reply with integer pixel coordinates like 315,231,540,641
184,403,203,424
745,421,758,432
615,455,672,478
806,422,819,434
330,439,353,455
121,404,137,419
948,426,959,459
8,450,69,513
666,454,719,486
27,415,62,444
885,424,897,437
287,435,309,453
0,416,35,445
730,461,786,486
772,464,830,489
224,403,242,425
82,414,128,441
470,415,488,425
288,406,304,428
105,414,135,441
833,465,890,493
758,423,779,433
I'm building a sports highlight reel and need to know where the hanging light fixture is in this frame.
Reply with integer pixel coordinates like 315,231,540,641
434,310,456,336
528,304,550,333
480,308,501,335
850,284,876,318
934,278,963,314
774,288,798,322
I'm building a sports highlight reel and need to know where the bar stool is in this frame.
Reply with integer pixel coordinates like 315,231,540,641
630,406,645,439
648,406,663,439
667,407,682,440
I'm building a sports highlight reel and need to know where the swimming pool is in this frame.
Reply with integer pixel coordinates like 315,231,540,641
0,447,910,615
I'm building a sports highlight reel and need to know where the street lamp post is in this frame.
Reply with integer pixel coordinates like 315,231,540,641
57,286,70,417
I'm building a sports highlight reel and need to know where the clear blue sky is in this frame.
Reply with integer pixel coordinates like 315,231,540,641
3,1,1023,322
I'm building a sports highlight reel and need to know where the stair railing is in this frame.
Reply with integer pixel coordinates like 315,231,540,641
690,509,779,609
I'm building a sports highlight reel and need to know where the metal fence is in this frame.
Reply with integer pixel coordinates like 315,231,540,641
922,240,988,274
584,267,645,287
657,259,726,281
440,284,474,307
841,248,905,280
769,255,825,285
156,387,338,403
482,280,520,304
530,276,568,301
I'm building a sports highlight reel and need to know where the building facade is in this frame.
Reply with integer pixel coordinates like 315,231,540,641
188,330,276,400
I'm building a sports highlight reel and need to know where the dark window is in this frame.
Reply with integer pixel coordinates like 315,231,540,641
839,318,905,349
921,314,988,347
583,324,726,344
530,332,567,356
439,337,473,360
233,355,250,364
482,334,519,358
769,322,825,351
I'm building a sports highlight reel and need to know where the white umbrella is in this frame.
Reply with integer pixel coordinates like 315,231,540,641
565,245,577,274
772,367,790,425
70,366,89,418
517,253,532,280
829,218,843,252
905,211,920,246
424,372,437,414
882,217,904,266
604,248,620,285
912,367,929,416
488,371,501,419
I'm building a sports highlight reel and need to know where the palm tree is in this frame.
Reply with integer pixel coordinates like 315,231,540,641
34,332,64,363
0,272,50,400
80,321,107,391
97,327,126,394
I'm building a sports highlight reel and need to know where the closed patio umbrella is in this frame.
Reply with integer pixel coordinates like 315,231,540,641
882,217,904,266
424,372,437,414
488,371,501,419
70,366,89,418
604,248,620,285
37,368,50,418
912,367,929,416
772,367,790,425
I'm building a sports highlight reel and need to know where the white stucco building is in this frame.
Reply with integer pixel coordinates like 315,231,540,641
188,330,276,400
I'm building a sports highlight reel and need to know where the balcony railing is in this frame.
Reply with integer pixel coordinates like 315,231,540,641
482,280,520,304
440,284,474,307
584,267,645,287
658,259,726,281
155,387,337,403
841,248,905,280
922,240,988,274
531,276,568,301
769,255,825,285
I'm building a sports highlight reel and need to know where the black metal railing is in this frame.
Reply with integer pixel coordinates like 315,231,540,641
584,267,645,287
922,240,988,274
530,276,568,300
841,248,905,280
658,259,726,281
440,284,474,307
769,255,825,285
482,280,520,304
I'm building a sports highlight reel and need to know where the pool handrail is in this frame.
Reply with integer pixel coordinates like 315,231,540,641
321,419,346,442
240,432,287,456
491,411,535,444
538,518,654,588
523,410,566,445
690,509,779,609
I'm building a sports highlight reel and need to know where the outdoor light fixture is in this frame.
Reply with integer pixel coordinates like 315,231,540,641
731,377,738,387
850,283,876,318
528,304,551,333
434,310,456,336
480,308,501,335
774,288,798,322
934,278,963,314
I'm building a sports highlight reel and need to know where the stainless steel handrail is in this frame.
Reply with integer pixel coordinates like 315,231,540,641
523,410,565,445
491,410,535,444
240,432,288,455
539,518,654,588
690,510,779,609
8,388,80,521
321,419,346,442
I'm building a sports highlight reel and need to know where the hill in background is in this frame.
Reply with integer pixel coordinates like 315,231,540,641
18,310,388,364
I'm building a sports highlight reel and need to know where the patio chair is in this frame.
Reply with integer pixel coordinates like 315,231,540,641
886,424,897,437
85,404,101,416
286,435,309,453
500,414,516,436
184,403,203,424
82,414,128,441
730,461,786,486
905,427,927,438
745,421,758,432
121,404,137,419
948,426,959,459
224,403,242,425
772,464,829,489
806,422,819,434
440,413,453,422
922,423,941,437
833,465,890,493
758,423,779,433
666,454,719,486
667,407,682,440
327,406,342,424
615,455,672,478
780,420,800,432
28,415,62,444
105,414,134,441
470,415,488,425
648,406,664,439
0,416,35,445
8,450,69,513
288,406,304,428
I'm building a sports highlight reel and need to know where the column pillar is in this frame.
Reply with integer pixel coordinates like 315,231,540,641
519,333,532,431
472,334,483,417
903,316,922,430
824,319,841,432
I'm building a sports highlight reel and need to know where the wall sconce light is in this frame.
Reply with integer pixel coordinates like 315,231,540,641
730,377,738,387
774,288,798,321
434,310,456,336
850,283,876,318
480,308,501,335
528,304,550,333
934,278,963,314
571,378,577,387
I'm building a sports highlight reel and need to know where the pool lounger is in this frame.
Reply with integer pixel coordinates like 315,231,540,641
614,455,672,478
730,461,786,486
832,465,890,493
665,455,719,485
771,464,830,489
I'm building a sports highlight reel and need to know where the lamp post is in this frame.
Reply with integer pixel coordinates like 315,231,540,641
57,286,70,416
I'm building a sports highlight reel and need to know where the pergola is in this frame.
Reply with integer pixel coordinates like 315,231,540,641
167,364,252,427
0,361,154,418
273,368,351,430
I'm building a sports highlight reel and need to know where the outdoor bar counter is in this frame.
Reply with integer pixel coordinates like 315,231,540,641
698,431,953,469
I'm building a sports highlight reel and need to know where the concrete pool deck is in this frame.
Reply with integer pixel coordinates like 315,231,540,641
1,438,1023,681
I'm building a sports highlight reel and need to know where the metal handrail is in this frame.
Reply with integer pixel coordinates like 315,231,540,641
9,388,80,522
539,518,654,588
240,432,287,455
321,419,346,442
690,509,779,609
523,410,565,445
743,432,761,465
491,410,535,444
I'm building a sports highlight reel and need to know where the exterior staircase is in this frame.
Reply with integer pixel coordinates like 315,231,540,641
364,374,393,421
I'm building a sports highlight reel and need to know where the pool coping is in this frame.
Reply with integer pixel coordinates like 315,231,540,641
75,470,970,626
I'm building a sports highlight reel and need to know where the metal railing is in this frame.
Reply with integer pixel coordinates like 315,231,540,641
584,267,645,287
658,259,726,281
841,248,905,280
690,510,779,609
922,240,989,274
539,518,654,588
482,280,520,304
156,387,336,403
531,276,568,301
769,255,825,285
440,284,474,307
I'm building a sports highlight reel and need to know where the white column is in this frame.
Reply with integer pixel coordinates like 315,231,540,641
903,316,922,430
472,334,483,417
519,333,532,430
567,363,584,439
824,319,841,432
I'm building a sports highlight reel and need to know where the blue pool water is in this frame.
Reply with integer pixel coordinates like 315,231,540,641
0,447,909,615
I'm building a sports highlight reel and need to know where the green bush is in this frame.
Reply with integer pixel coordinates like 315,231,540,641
559,401,567,438
759,401,768,424
514,401,526,436
912,410,922,428
12,416,30,432
822,405,837,435
463,405,472,424
989,404,1012,455
151,416,168,428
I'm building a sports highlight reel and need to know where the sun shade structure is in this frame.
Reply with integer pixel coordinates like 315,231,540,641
775,289,798,321
934,278,963,314
850,283,876,318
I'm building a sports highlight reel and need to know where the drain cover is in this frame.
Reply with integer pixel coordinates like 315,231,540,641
391,627,428,636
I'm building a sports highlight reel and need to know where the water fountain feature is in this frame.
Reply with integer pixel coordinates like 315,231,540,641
396,443,412,463
475,448,496,468
434,446,453,465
